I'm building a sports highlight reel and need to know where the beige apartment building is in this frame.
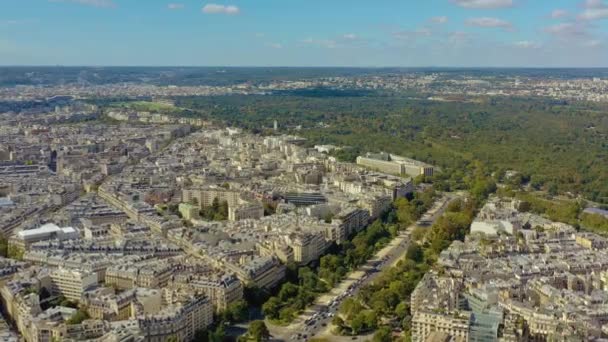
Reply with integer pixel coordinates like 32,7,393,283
138,296,213,342
49,268,98,301
411,311,471,342
228,202,264,221
182,188,240,208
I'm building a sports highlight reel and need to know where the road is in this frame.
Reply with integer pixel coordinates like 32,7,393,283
268,193,456,341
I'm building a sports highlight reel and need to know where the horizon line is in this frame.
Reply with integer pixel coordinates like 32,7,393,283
2,65,608,69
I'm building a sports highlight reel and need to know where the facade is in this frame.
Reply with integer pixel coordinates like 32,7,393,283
356,153,434,177
411,311,471,342
284,192,327,206
178,203,199,221
356,156,405,176
334,208,370,242
228,202,264,221
85,290,136,321
11,223,80,249
290,233,330,265
176,275,243,312
182,188,240,208
359,195,392,220
224,256,286,289
105,263,173,290
138,296,213,342
49,268,98,301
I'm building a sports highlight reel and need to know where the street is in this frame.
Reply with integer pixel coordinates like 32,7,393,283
267,193,456,341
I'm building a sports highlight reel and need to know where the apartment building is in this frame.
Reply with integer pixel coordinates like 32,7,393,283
49,268,98,301
84,290,136,321
182,188,240,208
290,232,330,265
105,263,173,290
173,274,243,312
228,202,264,221
411,311,471,342
138,296,213,342
224,256,286,289
356,153,434,177
11,223,80,249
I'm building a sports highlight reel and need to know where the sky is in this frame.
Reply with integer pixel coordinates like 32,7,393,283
1,0,608,67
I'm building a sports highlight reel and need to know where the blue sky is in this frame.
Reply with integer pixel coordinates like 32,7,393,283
1,0,607,67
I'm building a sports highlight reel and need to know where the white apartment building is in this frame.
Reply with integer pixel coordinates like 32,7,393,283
49,268,98,301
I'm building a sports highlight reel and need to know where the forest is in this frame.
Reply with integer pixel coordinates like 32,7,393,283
175,94,608,204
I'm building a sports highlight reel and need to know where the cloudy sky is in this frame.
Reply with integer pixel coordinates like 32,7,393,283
1,0,607,67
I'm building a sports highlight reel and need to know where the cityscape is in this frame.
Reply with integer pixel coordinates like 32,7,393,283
1,1,608,342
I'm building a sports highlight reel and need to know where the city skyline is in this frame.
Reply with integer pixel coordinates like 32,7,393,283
1,0,608,67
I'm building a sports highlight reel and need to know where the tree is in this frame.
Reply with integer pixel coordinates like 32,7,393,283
373,326,392,342
339,297,363,320
411,227,426,242
350,313,365,334
278,283,299,302
212,197,220,212
261,296,281,320
263,202,276,216
194,328,209,342
244,286,269,306
7,244,23,260
518,201,531,213
247,320,270,341
395,301,409,319
279,306,296,322
66,309,89,325
332,315,345,328
0,234,7,257
405,243,424,263
224,300,249,323
208,325,225,342
447,199,463,213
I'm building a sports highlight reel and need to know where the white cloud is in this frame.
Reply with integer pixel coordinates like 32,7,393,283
583,0,606,9
543,23,589,38
254,33,265,38
513,41,540,48
465,17,512,30
202,4,240,15
452,0,513,9
168,3,184,10
301,38,337,49
578,0,608,20
448,31,470,44
430,16,449,24
579,8,608,20
551,9,569,19
393,28,432,40
342,33,359,40
49,0,116,8
265,43,283,49
584,39,603,47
